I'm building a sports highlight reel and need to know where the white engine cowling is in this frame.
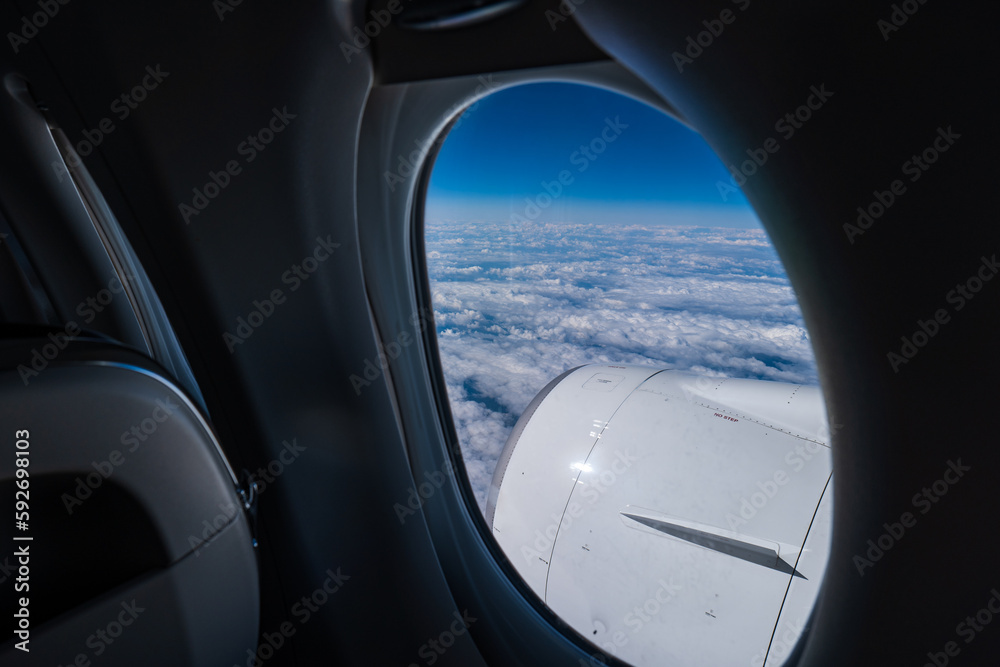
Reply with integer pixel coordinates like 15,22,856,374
487,364,832,667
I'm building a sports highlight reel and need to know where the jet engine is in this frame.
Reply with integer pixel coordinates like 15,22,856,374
487,364,832,666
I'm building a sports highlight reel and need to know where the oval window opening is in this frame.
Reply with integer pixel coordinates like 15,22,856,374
423,81,831,667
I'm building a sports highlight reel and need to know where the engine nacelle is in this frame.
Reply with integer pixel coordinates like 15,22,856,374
487,364,832,666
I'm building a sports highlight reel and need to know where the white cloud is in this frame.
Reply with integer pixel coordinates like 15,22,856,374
426,221,818,513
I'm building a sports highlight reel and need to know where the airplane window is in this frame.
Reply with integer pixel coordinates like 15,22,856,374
422,82,831,667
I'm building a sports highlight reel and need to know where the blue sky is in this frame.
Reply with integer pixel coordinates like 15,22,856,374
426,82,760,228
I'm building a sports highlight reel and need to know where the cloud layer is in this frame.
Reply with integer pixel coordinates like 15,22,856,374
426,220,818,513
